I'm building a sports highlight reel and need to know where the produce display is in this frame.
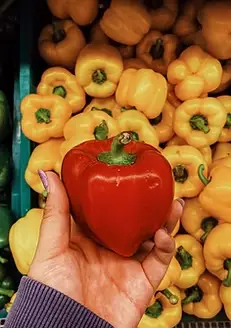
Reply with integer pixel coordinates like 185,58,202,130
5,0,231,325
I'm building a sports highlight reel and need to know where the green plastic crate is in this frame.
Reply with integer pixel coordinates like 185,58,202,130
11,0,230,326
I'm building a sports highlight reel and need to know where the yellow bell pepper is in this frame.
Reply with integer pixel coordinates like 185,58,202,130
181,271,222,319
123,58,149,70
116,68,167,119
37,67,86,114
167,83,182,108
90,22,110,45
167,135,212,166
118,45,135,60
212,60,231,95
47,0,99,26
117,110,159,148
196,1,231,60
171,219,180,237
216,96,231,143
198,164,231,224
209,155,231,174
149,101,175,143
167,46,223,101
83,96,121,119
173,97,226,148
173,0,205,45
136,30,180,76
138,286,182,328
150,0,178,32
213,142,231,161
181,197,223,243
24,138,64,194
204,223,231,287
75,43,123,98
38,20,86,70
100,0,151,46
174,234,205,289
60,111,120,158
162,145,208,199
20,94,72,144
219,284,231,320
157,257,181,291
9,208,43,275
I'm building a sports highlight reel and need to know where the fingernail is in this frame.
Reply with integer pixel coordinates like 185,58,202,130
38,170,49,192
176,198,185,207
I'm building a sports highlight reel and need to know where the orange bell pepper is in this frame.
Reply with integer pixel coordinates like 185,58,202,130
220,284,231,320
173,97,226,148
123,58,149,70
118,45,135,60
136,30,180,75
209,156,231,174
37,67,86,114
75,43,123,98
90,22,110,45
217,96,231,143
212,142,231,161
38,20,86,70
149,101,175,143
83,96,122,119
116,68,167,119
212,60,231,95
167,83,182,108
167,46,223,101
150,0,178,32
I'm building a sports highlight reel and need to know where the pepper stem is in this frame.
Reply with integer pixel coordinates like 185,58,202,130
0,288,14,298
53,86,67,98
91,107,112,117
150,39,164,59
92,69,107,85
198,164,211,185
200,217,218,243
145,300,163,318
149,113,163,126
173,165,188,183
35,108,52,124
224,113,231,129
0,256,8,264
223,259,231,287
161,289,179,305
176,246,193,270
190,115,210,134
94,120,109,140
182,286,203,305
130,131,139,141
97,132,137,166
52,21,66,43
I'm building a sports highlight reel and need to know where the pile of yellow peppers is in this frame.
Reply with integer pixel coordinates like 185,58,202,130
9,0,231,325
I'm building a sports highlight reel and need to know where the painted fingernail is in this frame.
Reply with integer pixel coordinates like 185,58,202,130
176,198,185,207
38,170,49,192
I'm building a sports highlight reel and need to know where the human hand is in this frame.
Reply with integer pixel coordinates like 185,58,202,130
29,171,183,328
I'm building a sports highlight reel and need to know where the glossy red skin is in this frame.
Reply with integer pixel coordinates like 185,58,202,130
61,138,174,257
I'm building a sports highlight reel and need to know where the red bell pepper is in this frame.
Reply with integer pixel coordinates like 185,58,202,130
61,132,174,257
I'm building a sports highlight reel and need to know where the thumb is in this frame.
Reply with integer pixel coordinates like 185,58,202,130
36,170,70,259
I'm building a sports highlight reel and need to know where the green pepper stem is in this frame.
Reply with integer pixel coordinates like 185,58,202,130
223,259,231,287
0,256,8,264
190,115,210,134
182,286,203,305
200,217,218,243
52,21,66,43
97,132,137,165
176,246,193,270
91,107,112,117
198,164,211,185
224,113,231,129
94,120,109,140
173,165,188,183
53,86,67,98
161,289,179,305
92,69,107,85
130,131,139,141
35,108,52,124
0,288,14,298
150,39,164,59
145,300,163,318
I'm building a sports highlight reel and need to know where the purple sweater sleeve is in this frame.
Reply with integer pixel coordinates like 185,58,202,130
4,277,113,328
